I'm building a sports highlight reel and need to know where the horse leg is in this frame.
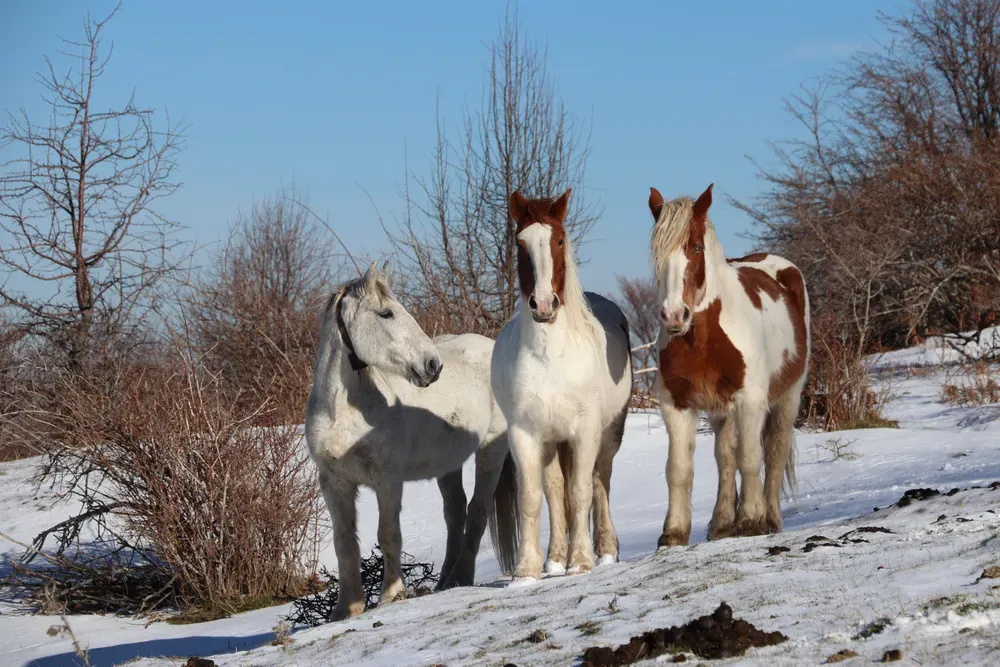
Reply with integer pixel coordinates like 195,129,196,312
734,397,769,536
445,434,510,587
435,468,467,591
707,413,738,541
566,424,600,574
542,443,569,574
374,479,406,605
593,410,625,563
762,385,802,533
318,467,364,620
509,425,545,581
658,402,698,548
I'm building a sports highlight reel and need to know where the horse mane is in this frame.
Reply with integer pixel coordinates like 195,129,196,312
650,195,723,280
557,233,603,345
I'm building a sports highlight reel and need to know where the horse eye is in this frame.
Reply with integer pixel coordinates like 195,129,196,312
695,244,703,253
378,309,394,319
558,238,564,247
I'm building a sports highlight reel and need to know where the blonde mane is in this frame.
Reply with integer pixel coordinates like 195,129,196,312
650,195,722,280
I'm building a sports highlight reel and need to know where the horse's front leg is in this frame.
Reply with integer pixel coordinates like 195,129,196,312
658,401,698,548
435,468,467,590
542,443,569,574
707,413,738,540
734,395,769,536
374,478,406,604
318,467,364,620
566,421,600,574
509,424,544,581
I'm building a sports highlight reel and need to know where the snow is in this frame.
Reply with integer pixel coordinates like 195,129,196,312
2,343,999,666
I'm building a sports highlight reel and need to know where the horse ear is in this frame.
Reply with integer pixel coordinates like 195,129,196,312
363,260,379,286
692,183,714,220
380,259,391,276
549,188,572,221
648,187,665,222
509,191,529,226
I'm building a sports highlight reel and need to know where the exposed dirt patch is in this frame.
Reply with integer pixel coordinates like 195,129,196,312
881,648,903,662
579,603,787,666
896,488,941,507
184,659,216,667
825,648,860,663
803,541,842,553
767,546,791,556
853,616,891,640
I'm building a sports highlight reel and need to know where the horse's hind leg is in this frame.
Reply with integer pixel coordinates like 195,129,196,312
443,434,510,588
435,468,467,590
542,443,570,574
318,467,364,620
593,411,625,563
733,396,769,537
374,479,406,605
762,385,802,533
707,413,738,541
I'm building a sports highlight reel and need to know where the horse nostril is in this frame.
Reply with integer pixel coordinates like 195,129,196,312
528,295,538,311
426,357,440,378
552,294,560,308
660,307,669,322
682,305,691,321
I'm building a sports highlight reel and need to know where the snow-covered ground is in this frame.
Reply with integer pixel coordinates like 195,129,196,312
2,346,999,666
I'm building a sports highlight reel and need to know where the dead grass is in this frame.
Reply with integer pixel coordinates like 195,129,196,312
941,361,1000,406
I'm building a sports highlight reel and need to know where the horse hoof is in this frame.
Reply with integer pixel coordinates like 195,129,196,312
733,517,769,537
707,523,734,541
543,560,567,576
597,554,618,566
566,563,592,575
657,531,690,548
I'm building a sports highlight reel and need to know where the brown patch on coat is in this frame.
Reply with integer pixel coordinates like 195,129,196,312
731,261,809,401
727,252,770,264
736,267,783,310
679,185,712,310
768,266,809,401
658,298,746,412
510,189,570,305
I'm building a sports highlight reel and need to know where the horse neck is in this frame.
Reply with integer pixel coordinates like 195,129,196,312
315,322,394,410
697,231,737,308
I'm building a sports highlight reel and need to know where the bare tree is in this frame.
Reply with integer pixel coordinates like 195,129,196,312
0,4,186,370
617,276,660,407
388,3,600,337
185,187,342,422
738,0,1000,426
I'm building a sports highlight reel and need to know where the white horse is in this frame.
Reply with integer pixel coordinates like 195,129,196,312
648,184,810,547
305,262,519,620
491,189,633,581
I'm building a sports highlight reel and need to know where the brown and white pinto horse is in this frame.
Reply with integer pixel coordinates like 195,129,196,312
648,184,810,547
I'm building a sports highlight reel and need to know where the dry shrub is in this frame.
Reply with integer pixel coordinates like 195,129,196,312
941,361,1000,406
799,332,897,431
616,276,661,410
7,346,324,619
185,187,341,424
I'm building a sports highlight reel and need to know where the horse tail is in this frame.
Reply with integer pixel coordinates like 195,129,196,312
488,451,520,576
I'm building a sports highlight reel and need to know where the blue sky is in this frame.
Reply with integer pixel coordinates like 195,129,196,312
1,0,889,296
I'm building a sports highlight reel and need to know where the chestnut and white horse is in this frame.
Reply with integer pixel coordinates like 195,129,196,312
648,185,810,547
491,189,632,581
305,262,519,620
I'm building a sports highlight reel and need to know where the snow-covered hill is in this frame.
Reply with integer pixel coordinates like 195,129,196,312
2,349,999,666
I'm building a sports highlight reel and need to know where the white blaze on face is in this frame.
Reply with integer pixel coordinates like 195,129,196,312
659,250,690,334
518,223,557,317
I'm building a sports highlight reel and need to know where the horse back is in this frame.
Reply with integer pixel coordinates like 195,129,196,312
584,291,633,389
